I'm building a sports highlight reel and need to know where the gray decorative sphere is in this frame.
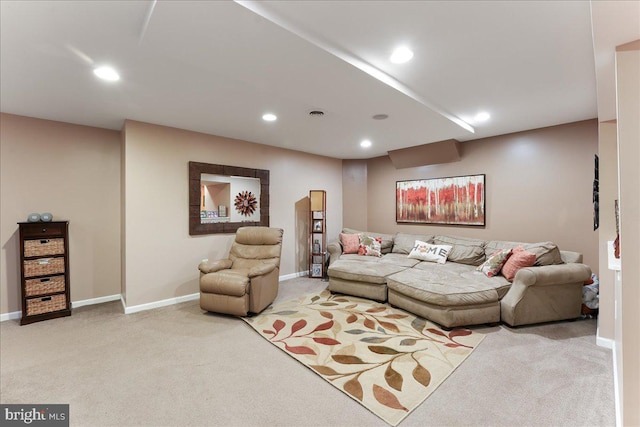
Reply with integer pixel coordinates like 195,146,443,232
27,213,41,222
41,212,53,222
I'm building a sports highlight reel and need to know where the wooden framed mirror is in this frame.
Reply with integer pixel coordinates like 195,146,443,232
189,161,269,235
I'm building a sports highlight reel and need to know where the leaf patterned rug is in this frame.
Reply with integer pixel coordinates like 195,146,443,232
243,289,484,426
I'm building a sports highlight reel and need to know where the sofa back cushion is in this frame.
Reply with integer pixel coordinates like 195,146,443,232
342,228,393,254
432,235,486,266
485,240,563,266
560,250,582,263
392,233,435,254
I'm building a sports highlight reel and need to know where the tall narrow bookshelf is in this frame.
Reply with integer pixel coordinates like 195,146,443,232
309,190,326,278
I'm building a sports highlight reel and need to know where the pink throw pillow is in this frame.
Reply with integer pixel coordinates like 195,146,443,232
501,246,536,281
340,233,360,254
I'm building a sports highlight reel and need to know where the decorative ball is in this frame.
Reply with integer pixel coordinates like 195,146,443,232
27,213,41,222
41,212,53,222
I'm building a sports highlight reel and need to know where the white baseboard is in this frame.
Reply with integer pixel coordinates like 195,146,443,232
122,292,200,314
596,328,614,349
1,293,122,322
280,270,309,281
72,294,121,309
0,310,21,322
612,341,622,427
2,271,314,321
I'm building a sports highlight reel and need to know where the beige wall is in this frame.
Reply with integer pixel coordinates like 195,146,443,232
352,120,599,270
122,120,343,307
616,44,640,427
0,113,121,314
342,160,368,231
597,122,617,342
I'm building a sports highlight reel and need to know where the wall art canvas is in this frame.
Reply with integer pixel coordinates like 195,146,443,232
396,174,485,226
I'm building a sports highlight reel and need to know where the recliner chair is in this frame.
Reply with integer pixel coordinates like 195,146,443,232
198,226,283,316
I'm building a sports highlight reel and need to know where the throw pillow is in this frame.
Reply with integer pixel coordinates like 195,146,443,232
500,246,536,281
340,233,360,254
476,248,512,277
407,240,452,264
358,235,382,257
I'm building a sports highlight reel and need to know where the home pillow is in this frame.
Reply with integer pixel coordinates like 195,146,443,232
501,246,536,281
476,248,512,277
358,235,382,257
340,233,360,254
407,240,452,264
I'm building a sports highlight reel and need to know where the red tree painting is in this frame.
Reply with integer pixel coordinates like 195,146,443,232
396,174,485,226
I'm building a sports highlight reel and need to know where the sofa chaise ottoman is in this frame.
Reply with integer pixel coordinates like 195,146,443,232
327,229,592,328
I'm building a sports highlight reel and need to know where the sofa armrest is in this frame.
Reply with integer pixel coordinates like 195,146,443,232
327,239,343,266
501,263,592,326
514,263,592,287
198,259,233,274
248,263,277,278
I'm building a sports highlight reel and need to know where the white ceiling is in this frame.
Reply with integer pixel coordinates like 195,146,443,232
0,1,636,159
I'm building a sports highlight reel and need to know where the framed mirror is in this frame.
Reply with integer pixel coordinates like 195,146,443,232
189,161,269,235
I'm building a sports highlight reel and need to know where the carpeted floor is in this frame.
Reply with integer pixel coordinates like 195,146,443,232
0,277,615,427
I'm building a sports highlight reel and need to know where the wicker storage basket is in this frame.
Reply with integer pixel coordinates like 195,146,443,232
26,294,67,316
23,257,65,278
24,238,65,257
25,275,65,297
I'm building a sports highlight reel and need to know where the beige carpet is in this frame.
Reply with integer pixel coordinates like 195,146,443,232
0,277,615,426
244,290,484,426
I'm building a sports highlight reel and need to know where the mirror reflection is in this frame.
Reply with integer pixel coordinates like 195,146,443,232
189,161,269,235
200,174,261,224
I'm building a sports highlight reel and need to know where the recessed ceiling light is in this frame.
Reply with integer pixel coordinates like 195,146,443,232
93,66,120,82
390,46,414,64
474,112,491,122
360,139,372,148
262,113,277,122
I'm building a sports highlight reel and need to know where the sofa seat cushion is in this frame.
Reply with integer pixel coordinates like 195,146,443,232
379,253,421,268
387,267,500,307
338,254,381,263
412,261,512,298
200,269,249,296
328,259,407,284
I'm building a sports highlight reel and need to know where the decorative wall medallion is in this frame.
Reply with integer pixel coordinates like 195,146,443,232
234,191,257,216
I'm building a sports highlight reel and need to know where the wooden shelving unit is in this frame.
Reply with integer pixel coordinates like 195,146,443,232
309,190,326,278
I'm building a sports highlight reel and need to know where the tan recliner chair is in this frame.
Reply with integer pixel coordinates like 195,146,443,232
198,226,283,316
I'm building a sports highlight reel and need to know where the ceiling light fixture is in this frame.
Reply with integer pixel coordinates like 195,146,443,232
474,112,491,122
262,113,277,122
360,139,372,148
93,66,120,82
390,46,414,64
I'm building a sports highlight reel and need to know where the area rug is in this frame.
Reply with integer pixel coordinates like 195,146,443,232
243,290,484,426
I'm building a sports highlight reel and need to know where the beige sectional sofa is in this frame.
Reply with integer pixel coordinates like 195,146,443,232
327,229,592,328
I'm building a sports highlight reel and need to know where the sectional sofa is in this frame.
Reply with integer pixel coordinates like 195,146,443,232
327,228,592,328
